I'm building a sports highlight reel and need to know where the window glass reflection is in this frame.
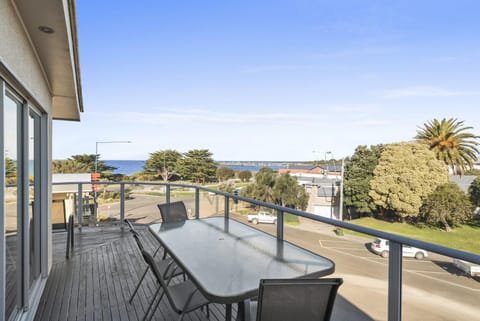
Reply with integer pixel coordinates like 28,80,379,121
5,93,19,320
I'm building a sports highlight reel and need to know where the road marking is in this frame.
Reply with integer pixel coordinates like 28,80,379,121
321,241,480,292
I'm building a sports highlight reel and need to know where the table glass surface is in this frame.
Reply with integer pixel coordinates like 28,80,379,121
149,217,335,303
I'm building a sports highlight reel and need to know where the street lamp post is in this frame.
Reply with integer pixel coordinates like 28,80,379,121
93,141,132,221
324,151,333,177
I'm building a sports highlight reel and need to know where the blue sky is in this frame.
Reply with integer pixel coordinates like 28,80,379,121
53,0,480,161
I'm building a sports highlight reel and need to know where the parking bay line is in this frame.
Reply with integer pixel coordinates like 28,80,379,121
320,240,480,292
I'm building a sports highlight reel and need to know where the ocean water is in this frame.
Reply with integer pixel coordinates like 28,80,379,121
104,160,283,175
104,160,145,175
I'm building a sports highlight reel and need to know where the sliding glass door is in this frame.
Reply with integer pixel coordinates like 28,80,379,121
2,87,43,321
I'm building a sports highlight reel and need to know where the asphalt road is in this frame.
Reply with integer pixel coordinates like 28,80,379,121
100,194,480,321
230,214,480,321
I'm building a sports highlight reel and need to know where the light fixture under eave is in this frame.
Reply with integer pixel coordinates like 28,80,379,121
38,26,55,34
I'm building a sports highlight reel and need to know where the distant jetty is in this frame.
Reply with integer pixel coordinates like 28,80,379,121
217,161,310,168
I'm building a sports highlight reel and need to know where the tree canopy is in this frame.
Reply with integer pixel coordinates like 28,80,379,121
176,149,217,183
241,169,307,210
369,142,449,220
238,170,252,182
343,145,384,216
415,118,479,175
69,154,116,173
420,183,473,231
144,149,182,182
216,166,235,182
273,173,309,210
52,160,90,174
468,176,480,207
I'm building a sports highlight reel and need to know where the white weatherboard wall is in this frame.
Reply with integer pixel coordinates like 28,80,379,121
0,0,52,112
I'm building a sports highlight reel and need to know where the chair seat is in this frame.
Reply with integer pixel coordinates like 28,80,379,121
168,279,210,313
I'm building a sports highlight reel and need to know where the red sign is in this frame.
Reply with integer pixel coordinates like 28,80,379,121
91,173,101,181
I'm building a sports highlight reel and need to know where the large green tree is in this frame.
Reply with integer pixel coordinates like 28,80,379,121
144,149,182,182
216,166,235,182
343,145,384,217
52,160,90,174
420,183,473,231
273,173,308,210
241,169,307,210
69,154,116,173
369,142,449,220
468,176,480,207
240,168,276,204
176,149,217,183
415,118,479,175
238,170,252,182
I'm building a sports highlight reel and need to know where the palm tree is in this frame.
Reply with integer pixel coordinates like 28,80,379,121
415,118,479,175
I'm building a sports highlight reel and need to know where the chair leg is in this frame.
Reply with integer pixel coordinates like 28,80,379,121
129,266,150,303
206,304,210,319
142,286,162,321
146,289,167,321
178,312,186,321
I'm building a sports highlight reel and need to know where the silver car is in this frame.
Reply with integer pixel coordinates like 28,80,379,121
370,238,428,260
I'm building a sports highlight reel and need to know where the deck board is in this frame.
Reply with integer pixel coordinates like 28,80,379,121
34,225,228,321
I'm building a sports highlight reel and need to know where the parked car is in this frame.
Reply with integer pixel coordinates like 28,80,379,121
247,211,277,224
453,259,480,277
370,238,428,259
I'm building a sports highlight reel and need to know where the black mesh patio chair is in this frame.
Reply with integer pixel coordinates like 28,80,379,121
245,278,343,321
128,227,182,304
157,201,188,223
139,248,210,321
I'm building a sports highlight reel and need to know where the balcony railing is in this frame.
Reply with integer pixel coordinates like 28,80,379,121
52,180,480,321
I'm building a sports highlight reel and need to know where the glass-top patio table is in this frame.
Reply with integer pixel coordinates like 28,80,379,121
149,217,335,320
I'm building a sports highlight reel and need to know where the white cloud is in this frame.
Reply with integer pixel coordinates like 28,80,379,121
381,86,478,98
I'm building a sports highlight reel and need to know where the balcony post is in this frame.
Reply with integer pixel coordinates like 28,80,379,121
195,188,200,219
276,209,284,241
77,183,83,232
120,183,125,230
388,241,402,321
166,184,170,204
225,196,230,218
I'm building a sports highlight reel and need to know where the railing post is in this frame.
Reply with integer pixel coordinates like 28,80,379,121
276,209,284,241
195,188,200,219
77,183,83,232
225,196,230,218
388,241,403,321
166,184,170,204
120,183,125,230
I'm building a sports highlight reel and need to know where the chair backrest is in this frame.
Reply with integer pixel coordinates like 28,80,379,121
256,278,343,321
157,201,188,223
125,219,136,233
132,233,146,253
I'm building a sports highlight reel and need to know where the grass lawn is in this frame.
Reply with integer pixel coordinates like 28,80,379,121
346,217,480,254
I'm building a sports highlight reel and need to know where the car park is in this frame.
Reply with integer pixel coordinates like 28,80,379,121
370,238,428,259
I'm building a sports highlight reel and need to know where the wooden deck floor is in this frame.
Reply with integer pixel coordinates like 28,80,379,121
34,225,233,321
